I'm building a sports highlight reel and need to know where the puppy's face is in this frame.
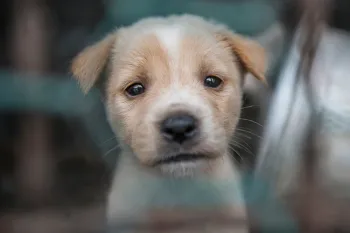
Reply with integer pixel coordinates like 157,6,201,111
71,16,266,177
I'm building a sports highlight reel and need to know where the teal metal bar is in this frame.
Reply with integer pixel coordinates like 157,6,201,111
0,71,117,167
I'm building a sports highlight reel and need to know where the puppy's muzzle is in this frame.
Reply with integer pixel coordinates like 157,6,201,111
160,114,199,144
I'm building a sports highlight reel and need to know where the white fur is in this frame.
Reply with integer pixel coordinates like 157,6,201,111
155,27,182,62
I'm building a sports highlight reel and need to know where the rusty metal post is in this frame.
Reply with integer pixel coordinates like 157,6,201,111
11,0,53,206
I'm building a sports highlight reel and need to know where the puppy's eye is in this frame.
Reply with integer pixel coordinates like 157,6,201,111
125,83,145,96
204,76,222,88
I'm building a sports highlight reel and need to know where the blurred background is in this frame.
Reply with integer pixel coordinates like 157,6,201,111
1,0,350,232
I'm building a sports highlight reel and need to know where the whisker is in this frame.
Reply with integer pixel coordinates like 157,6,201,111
228,145,244,164
99,136,117,146
241,105,258,110
236,128,262,139
230,133,251,148
236,138,251,149
234,132,252,140
235,145,255,158
231,141,254,157
238,118,263,127
104,145,120,157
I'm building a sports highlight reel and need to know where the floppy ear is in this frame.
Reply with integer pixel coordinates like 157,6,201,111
218,32,267,85
71,33,116,94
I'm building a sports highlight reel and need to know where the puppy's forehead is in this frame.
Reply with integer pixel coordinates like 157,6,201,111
153,27,229,69
111,21,239,88
154,27,182,60
117,25,210,61
118,18,226,57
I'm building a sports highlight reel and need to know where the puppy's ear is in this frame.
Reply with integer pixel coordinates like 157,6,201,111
71,33,116,94
218,32,267,85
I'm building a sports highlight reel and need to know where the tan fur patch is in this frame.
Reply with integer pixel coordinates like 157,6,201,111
216,32,267,85
71,33,116,94
107,34,170,98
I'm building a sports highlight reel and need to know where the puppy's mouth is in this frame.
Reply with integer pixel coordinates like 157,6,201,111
153,153,209,166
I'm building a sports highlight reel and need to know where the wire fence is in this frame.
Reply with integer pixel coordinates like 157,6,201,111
1,0,350,232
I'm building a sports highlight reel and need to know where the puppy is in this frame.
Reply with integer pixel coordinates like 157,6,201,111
71,14,266,232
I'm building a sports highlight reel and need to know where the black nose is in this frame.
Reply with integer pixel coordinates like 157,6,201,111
161,114,198,144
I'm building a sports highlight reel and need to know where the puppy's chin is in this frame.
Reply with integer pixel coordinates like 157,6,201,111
157,161,213,178
152,153,220,178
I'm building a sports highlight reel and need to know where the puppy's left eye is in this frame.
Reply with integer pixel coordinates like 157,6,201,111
125,83,145,97
204,76,222,88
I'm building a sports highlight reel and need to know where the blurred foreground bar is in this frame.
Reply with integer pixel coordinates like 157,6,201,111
255,13,350,232
255,26,350,197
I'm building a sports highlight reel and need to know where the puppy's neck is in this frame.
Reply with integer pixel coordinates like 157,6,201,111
107,150,246,223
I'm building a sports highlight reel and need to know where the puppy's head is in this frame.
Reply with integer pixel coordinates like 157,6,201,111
71,15,266,177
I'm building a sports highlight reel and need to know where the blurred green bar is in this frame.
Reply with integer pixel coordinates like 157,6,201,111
0,71,98,115
0,71,116,166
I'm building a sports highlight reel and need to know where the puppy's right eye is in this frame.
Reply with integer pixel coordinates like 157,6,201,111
125,83,145,97
204,76,222,88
